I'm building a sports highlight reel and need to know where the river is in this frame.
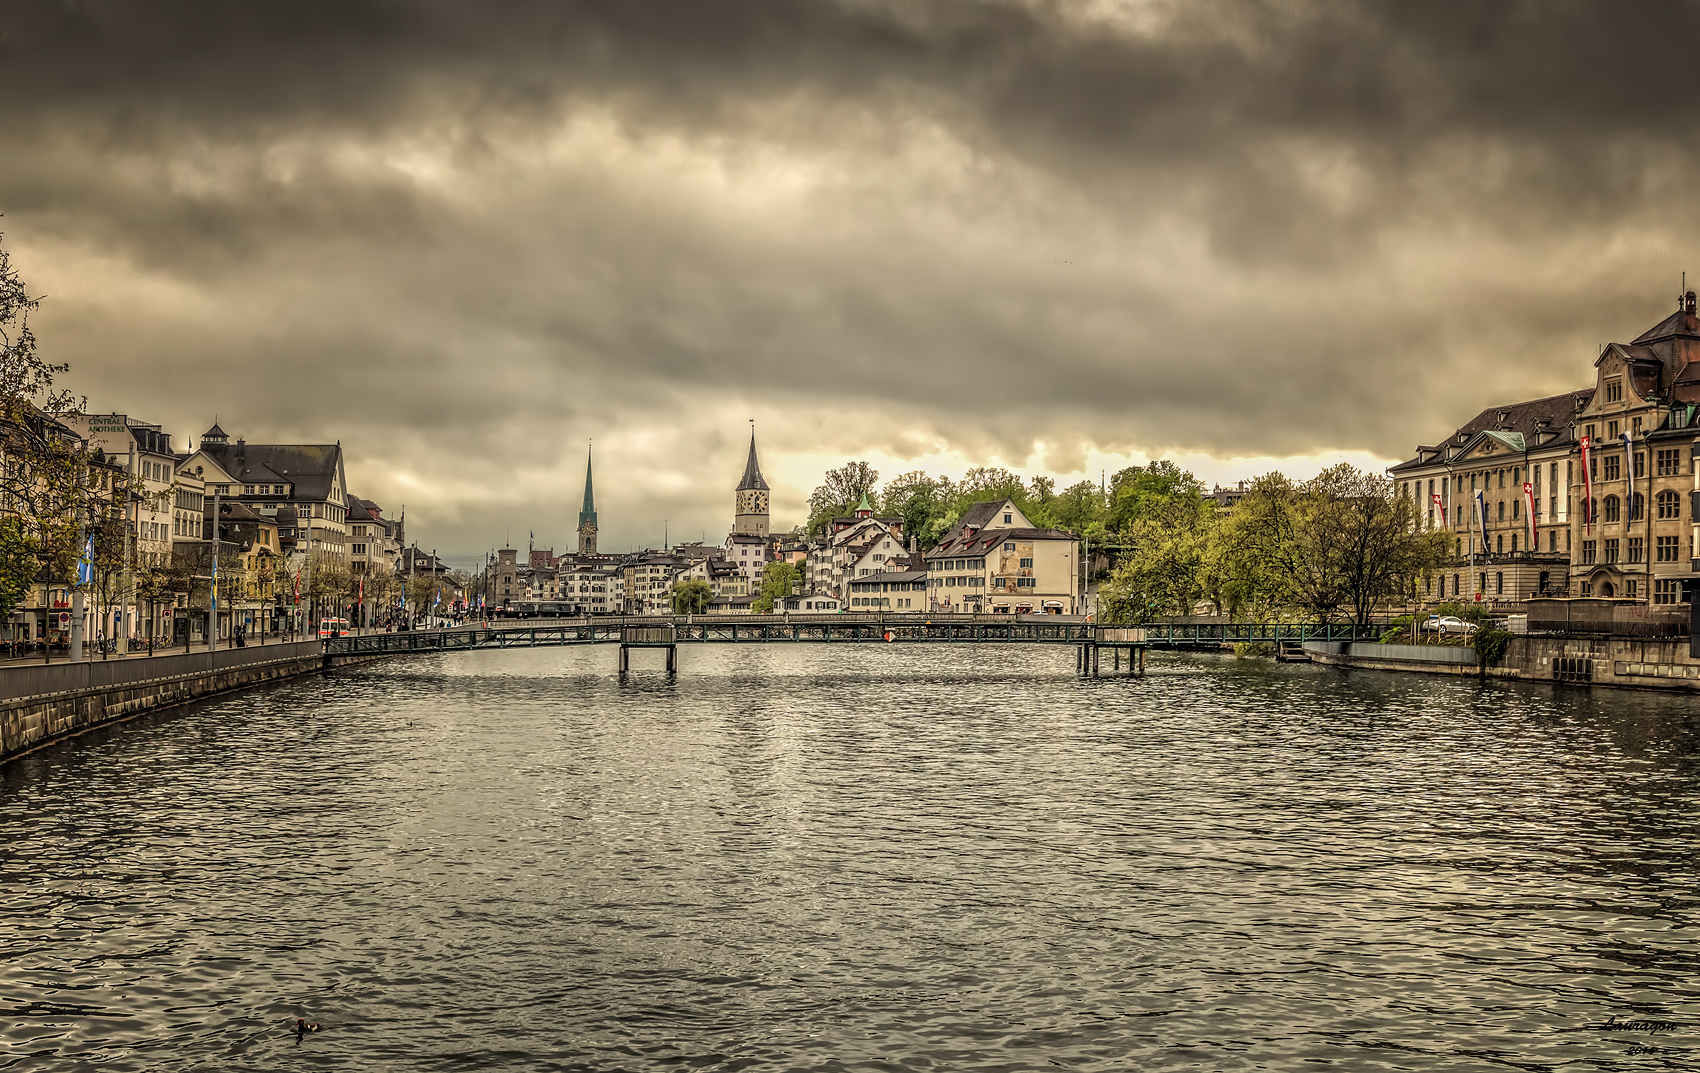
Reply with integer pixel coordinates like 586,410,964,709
2,645,1696,1070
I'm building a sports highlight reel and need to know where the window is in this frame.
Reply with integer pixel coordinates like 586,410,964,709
1608,420,1619,438
1633,416,1643,433
1603,455,1620,482
1656,536,1680,562
1580,581,1592,597
1655,578,1681,604
1003,513,1012,524
1497,501,1505,521
1496,535,1504,554
1604,538,1619,563
1605,379,1623,403
1512,498,1520,520
1581,540,1596,565
1019,557,1033,568
1017,577,1036,588
1511,534,1518,553
1633,453,1644,479
1625,579,1638,599
1657,490,1681,520
1495,572,1503,595
244,485,254,494
1603,495,1620,523
1657,448,1681,476
1631,493,1644,521
1549,531,1558,553
1628,537,1644,563
1585,424,1596,442
1003,542,1016,551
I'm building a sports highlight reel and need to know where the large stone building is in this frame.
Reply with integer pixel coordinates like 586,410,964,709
179,424,352,565
923,498,1081,613
1392,289,1700,607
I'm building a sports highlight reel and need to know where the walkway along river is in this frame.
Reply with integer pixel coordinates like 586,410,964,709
1,644,1696,1070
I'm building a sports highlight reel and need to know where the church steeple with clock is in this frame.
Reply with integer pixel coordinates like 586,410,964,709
733,429,770,538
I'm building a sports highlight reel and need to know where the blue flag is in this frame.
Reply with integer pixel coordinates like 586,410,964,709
76,533,93,586
1621,430,1635,479
1474,489,1489,551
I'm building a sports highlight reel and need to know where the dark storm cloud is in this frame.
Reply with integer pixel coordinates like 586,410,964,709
3,0,1699,551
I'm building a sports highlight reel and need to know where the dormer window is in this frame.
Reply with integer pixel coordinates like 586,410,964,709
1003,513,1012,524
1605,378,1623,403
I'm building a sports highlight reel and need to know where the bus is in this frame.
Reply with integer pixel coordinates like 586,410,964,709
318,617,351,639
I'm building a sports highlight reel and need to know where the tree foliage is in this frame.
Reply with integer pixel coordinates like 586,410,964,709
671,578,711,615
751,560,798,613
806,461,880,535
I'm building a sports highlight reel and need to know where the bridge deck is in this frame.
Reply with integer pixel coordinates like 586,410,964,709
325,616,1375,658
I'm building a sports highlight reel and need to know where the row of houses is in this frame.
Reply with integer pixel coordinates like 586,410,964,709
1391,288,1700,607
483,434,1085,616
9,415,448,649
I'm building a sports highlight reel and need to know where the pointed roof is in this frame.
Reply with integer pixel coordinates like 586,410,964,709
202,422,229,445
854,491,873,515
579,445,597,527
737,432,769,491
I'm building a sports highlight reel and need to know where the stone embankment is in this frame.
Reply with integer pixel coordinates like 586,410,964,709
0,641,383,763
1304,636,1700,691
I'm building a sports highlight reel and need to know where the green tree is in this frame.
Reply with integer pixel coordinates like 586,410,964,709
1097,491,1213,623
751,560,798,613
1206,473,1305,620
670,578,711,615
0,515,38,619
807,461,880,535
1296,464,1450,628
880,470,951,545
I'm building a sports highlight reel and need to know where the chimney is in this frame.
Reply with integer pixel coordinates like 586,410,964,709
1686,290,1697,315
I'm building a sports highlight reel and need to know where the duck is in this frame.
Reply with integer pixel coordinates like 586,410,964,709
295,1018,321,1036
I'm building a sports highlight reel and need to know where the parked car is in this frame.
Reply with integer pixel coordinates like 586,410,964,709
1436,615,1477,635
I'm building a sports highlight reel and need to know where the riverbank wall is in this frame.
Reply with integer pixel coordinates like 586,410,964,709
0,641,388,763
1304,637,1700,691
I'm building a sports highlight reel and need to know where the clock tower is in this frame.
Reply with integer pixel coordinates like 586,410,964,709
733,430,770,538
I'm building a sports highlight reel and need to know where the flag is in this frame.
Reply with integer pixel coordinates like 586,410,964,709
1523,481,1538,547
1580,434,1593,533
1621,429,1635,480
1430,492,1444,526
76,532,93,586
1474,488,1489,551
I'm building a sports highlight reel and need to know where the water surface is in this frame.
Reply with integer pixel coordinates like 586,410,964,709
2,645,1697,1070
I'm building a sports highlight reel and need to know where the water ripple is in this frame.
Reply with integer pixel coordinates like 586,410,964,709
1,645,1696,1070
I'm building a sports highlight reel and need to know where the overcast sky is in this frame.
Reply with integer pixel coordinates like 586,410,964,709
4,1,1699,562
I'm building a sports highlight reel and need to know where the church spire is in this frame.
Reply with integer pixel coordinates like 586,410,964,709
577,442,598,556
737,429,769,491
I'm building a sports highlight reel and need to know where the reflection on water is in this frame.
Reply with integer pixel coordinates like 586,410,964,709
2,645,1697,1071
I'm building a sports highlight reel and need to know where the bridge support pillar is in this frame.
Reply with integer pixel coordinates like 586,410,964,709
1138,646,1146,675
665,645,677,676
618,645,629,674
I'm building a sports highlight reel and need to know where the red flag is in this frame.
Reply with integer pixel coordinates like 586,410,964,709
1430,492,1444,526
1522,481,1538,548
1580,435,1593,534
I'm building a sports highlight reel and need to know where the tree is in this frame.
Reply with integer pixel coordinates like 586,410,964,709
1207,473,1305,620
880,471,951,547
0,515,37,619
1105,460,1204,532
671,578,711,615
751,560,798,613
1,227,143,638
807,461,880,535
1293,465,1450,628
1048,480,1105,540
1097,489,1213,623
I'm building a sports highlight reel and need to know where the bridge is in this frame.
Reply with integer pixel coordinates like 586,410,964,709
325,615,1378,677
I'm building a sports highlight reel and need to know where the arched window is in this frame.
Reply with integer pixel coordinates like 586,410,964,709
1603,495,1620,523
1631,493,1644,521
1498,500,1506,521
1657,490,1681,520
